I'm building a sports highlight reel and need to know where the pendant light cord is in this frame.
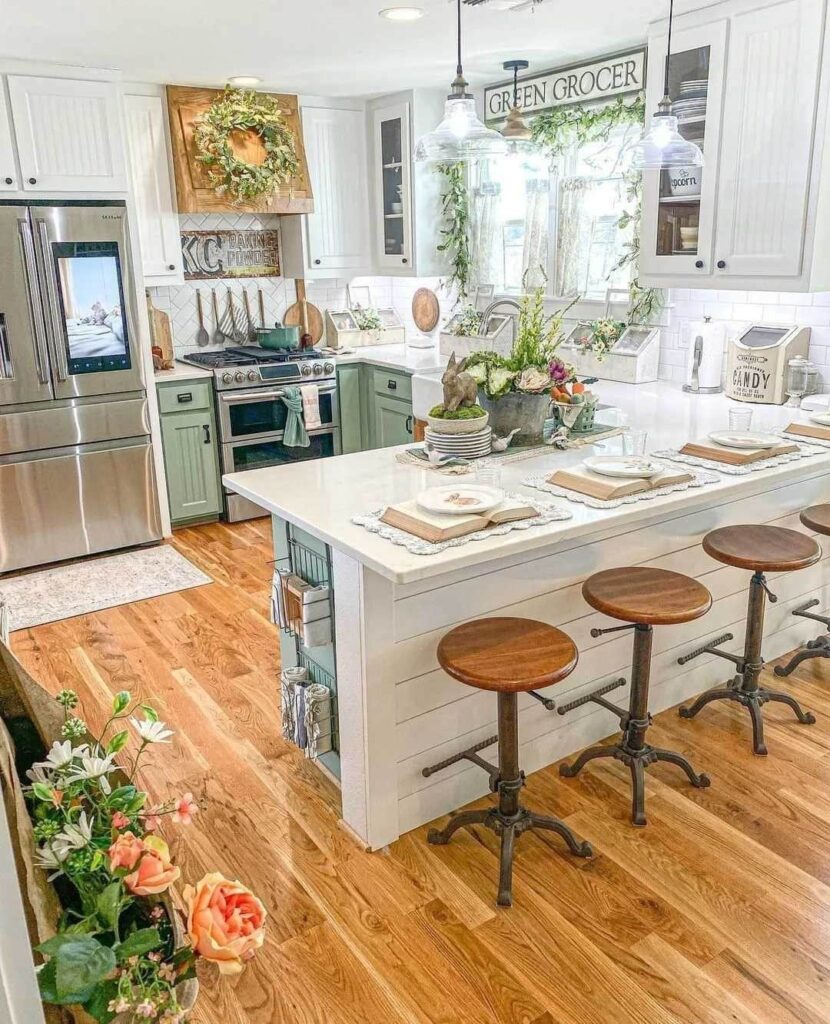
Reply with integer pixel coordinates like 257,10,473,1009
513,66,519,107
457,0,464,76
663,0,674,98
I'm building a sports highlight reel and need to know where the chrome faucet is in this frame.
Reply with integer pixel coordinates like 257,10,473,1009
480,297,521,339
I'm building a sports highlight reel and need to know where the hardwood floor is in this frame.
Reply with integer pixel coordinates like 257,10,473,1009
12,519,830,1023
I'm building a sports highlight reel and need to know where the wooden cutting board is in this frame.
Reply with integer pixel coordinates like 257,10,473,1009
412,287,440,332
146,294,174,369
283,280,324,345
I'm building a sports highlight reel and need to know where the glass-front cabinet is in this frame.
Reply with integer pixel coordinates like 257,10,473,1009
640,20,727,278
372,101,412,270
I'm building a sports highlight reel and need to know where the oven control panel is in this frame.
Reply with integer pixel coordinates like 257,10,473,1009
214,360,337,390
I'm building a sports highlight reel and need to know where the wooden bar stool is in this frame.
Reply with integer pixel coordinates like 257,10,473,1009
678,525,821,754
423,617,592,907
558,567,713,826
775,505,830,677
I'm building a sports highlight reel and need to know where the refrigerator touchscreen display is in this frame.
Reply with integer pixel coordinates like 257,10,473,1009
53,241,131,374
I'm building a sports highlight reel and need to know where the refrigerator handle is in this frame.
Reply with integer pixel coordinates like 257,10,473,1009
35,219,69,382
17,218,50,385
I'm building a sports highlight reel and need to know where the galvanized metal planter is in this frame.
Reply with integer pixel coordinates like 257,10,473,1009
478,392,551,445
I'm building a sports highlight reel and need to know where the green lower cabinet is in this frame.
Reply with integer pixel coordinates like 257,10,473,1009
336,364,363,454
157,381,222,525
374,392,414,447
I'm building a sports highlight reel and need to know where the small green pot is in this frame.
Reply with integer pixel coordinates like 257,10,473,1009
552,400,597,434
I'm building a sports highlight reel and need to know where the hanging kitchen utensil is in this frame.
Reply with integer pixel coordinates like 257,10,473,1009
211,288,225,345
412,287,440,332
242,289,256,344
258,287,266,327
227,287,245,343
284,280,324,347
195,289,210,347
146,293,174,369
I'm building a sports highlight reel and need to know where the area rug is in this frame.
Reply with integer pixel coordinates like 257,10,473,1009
0,545,212,632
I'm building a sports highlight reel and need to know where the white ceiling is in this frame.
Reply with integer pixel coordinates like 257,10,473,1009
0,0,666,97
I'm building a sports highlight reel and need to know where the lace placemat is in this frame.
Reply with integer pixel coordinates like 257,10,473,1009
351,492,572,556
652,442,823,475
523,469,720,509
779,428,830,450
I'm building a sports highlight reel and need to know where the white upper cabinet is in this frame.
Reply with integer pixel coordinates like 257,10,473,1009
281,102,370,278
639,0,830,291
0,86,18,191
7,75,128,192
713,0,824,278
123,92,182,286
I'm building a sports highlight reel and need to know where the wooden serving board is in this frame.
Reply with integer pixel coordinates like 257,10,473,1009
284,280,324,345
412,287,440,332
146,294,174,369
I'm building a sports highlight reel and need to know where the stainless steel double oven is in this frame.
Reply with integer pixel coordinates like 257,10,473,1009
0,202,162,574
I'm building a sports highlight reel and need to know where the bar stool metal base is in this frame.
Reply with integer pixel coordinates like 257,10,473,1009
424,691,591,907
774,600,830,678
678,573,816,755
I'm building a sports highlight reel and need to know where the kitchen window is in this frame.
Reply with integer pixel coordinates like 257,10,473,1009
470,117,640,300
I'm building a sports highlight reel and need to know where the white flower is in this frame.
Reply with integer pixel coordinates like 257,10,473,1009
26,764,53,785
36,740,87,771
52,811,94,859
34,843,69,879
69,754,117,795
130,717,173,744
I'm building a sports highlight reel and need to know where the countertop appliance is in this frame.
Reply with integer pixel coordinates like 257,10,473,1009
181,346,340,522
725,324,811,404
683,316,725,394
0,202,162,574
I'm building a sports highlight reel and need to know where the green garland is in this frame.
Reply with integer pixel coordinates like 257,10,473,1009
436,162,472,301
531,93,662,324
194,87,299,203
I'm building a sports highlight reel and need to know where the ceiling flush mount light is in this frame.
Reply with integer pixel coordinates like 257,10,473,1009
501,59,534,147
629,0,704,170
415,0,507,162
228,76,262,88
379,6,425,20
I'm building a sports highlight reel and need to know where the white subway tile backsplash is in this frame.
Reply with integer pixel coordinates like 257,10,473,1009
731,304,764,321
762,304,797,323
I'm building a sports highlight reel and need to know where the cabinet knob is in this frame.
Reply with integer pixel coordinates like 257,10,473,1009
717,259,726,269
3,177,11,185
401,257,408,265
314,259,321,265
167,264,176,271
695,260,704,269
27,177,36,185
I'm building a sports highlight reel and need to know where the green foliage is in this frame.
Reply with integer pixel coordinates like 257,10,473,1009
352,306,384,332
428,403,486,420
194,87,299,203
437,163,472,301
447,304,483,338
38,935,116,1005
115,927,163,961
577,318,626,361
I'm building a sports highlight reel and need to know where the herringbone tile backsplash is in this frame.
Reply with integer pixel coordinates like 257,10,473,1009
149,214,296,357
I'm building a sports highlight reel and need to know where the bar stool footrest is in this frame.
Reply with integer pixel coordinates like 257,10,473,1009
421,735,498,781
556,677,626,717
677,633,736,667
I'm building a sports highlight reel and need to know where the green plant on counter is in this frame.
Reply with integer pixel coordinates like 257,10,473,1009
428,403,486,420
352,306,384,332
436,162,472,302
612,171,664,325
193,87,298,203
578,317,626,361
448,304,483,338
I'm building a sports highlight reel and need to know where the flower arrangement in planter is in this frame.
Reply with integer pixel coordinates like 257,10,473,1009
351,305,384,333
27,688,265,1023
462,283,580,443
575,318,626,362
446,305,483,339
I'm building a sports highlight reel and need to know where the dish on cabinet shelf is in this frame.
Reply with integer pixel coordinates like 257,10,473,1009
416,485,503,516
583,455,665,479
707,431,781,449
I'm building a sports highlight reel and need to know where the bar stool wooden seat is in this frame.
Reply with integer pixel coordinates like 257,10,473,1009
423,617,591,907
678,524,821,754
775,506,830,678
558,567,713,826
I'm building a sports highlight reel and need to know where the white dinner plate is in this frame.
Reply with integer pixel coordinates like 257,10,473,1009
583,455,665,479
416,485,503,516
708,431,781,449
810,412,830,427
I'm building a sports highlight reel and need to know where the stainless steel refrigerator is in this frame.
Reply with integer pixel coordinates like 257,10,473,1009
0,202,162,574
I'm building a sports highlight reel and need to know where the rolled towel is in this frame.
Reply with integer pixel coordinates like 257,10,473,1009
300,383,322,430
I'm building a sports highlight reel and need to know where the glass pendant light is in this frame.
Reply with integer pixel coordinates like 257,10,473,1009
414,0,507,162
629,0,704,170
500,59,535,153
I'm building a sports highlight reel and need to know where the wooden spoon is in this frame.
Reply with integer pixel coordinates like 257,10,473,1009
211,288,225,345
195,289,210,347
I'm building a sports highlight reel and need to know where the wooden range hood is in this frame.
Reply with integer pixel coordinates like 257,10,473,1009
166,85,314,215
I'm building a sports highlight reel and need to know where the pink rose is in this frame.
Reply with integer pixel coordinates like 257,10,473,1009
124,836,180,896
111,811,130,830
108,831,145,873
182,874,266,975
172,792,198,826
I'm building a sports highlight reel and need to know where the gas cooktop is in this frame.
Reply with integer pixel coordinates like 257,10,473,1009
181,347,336,390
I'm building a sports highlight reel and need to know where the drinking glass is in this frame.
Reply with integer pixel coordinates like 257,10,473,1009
728,407,753,432
476,463,504,495
622,430,648,457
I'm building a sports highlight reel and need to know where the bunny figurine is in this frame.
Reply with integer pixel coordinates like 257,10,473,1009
441,352,478,413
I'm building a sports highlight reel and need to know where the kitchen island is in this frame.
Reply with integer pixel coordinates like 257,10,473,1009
224,381,830,850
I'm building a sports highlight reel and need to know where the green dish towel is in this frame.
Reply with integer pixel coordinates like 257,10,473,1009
280,386,310,447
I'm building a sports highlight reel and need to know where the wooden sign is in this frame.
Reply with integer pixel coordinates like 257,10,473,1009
484,49,646,124
181,228,281,279
166,85,313,215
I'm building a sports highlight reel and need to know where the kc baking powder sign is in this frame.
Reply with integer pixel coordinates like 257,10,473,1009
181,228,281,280
484,49,646,124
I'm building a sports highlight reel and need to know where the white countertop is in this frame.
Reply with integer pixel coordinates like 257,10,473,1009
154,362,214,383
225,379,830,585
329,340,445,374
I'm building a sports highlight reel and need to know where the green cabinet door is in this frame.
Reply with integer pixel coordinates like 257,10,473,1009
337,364,363,454
374,393,414,448
160,408,222,523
